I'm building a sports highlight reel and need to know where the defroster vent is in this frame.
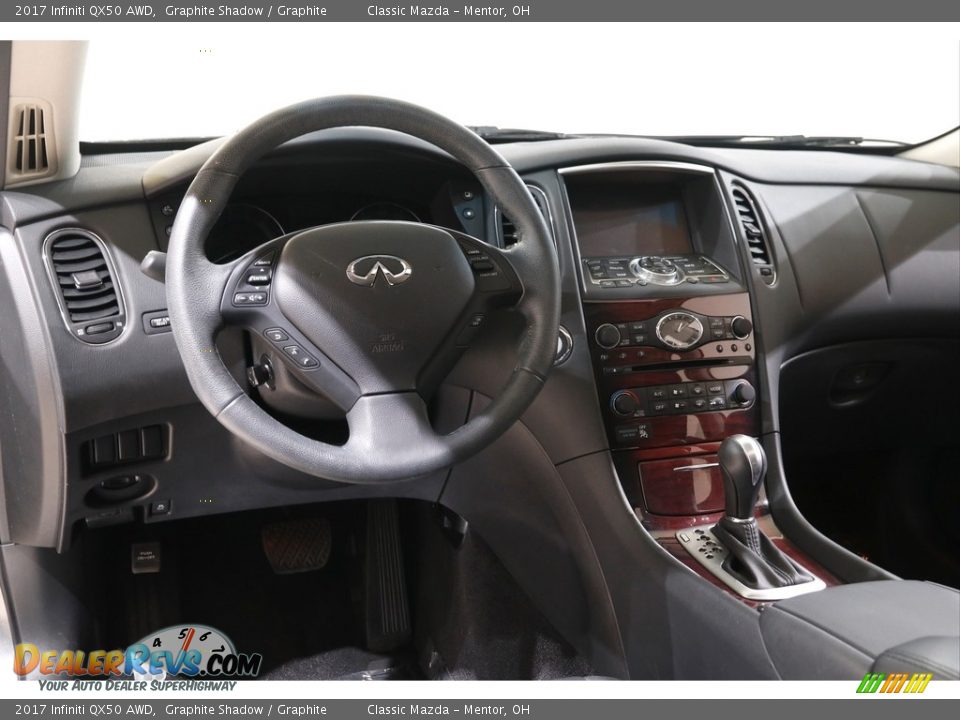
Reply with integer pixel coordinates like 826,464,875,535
8,102,57,183
44,229,125,344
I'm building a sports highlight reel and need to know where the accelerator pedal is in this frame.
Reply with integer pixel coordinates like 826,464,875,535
365,500,412,652
261,517,332,574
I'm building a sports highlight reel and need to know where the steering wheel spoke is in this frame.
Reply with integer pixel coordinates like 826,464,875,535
344,392,449,467
219,239,361,411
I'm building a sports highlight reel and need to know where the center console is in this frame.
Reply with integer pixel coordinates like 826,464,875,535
564,163,759,508
562,162,833,604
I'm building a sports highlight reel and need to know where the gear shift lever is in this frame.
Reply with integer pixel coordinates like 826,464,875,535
710,434,816,591
718,434,766,520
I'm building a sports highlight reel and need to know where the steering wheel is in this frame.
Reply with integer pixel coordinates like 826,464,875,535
166,96,560,483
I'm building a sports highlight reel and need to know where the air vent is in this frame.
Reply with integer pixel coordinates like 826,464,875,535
44,229,125,344
731,186,776,284
499,186,551,247
8,101,57,182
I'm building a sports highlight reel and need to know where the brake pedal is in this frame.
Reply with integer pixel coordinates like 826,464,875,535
261,517,332,574
364,500,412,652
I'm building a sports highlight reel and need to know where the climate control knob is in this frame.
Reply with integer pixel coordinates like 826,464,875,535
611,390,641,416
731,381,756,407
595,323,622,349
731,316,753,339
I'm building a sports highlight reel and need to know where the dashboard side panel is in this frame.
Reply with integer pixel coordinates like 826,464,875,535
0,228,66,546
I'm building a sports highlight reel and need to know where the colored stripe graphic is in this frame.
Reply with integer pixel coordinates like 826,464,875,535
857,671,932,693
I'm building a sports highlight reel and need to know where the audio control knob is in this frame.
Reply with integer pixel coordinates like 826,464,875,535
731,381,756,407
731,316,753,339
611,390,641,416
595,323,622,349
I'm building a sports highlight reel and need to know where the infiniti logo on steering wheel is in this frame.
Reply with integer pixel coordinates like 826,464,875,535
345,255,413,287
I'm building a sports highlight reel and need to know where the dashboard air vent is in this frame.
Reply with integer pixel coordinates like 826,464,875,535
499,186,551,247
8,102,57,182
731,186,776,284
44,229,125,344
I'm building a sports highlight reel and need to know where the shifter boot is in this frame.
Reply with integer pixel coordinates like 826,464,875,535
713,518,815,590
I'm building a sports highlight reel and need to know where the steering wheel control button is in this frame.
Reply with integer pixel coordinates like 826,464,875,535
253,253,275,267
233,292,268,306
246,270,272,286
264,328,290,343
282,345,319,369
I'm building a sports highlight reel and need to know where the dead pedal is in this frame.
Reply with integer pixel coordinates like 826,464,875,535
261,517,332,574
365,500,412,652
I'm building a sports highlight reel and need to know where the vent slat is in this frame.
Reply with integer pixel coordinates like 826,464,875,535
50,237,96,250
58,271,110,288
731,187,774,284
51,246,104,262
68,306,120,323
61,282,115,299
65,295,119,311
53,257,108,274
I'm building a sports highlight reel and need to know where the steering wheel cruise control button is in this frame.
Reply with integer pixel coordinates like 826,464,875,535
282,345,319,369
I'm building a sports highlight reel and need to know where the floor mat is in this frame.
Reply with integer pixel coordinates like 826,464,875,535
89,504,367,677
262,647,421,680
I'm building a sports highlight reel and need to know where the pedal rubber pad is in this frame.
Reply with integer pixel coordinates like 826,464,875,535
261,517,332,574
365,500,412,652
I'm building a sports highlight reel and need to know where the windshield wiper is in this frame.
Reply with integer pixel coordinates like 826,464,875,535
469,126,569,143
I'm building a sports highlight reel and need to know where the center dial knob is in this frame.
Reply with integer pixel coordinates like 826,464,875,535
655,311,704,350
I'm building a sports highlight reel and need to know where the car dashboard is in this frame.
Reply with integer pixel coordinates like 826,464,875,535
0,127,957,555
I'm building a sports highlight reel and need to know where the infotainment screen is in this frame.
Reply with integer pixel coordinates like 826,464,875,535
568,182,692,258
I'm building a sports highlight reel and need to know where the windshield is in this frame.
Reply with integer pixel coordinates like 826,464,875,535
79,26,960,145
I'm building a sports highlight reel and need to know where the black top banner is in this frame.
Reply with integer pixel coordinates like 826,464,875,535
5,0,960,22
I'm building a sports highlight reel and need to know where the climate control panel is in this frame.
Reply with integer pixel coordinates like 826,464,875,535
584,293,759,450
610,379,755,418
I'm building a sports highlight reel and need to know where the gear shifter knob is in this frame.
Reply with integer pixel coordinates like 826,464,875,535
718,434,766,520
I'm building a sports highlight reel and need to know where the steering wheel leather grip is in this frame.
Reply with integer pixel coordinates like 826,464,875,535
165,96,560,483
